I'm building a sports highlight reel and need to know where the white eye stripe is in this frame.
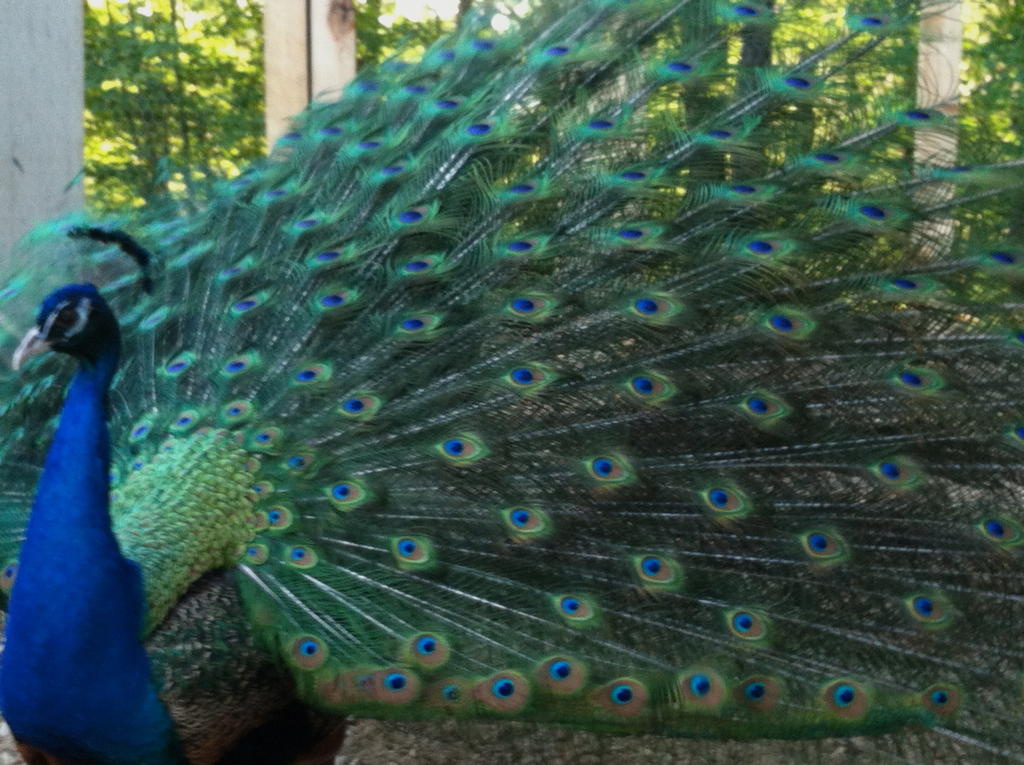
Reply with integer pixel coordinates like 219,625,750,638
42,299,91,340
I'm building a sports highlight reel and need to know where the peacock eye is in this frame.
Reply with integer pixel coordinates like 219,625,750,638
51,306,80,333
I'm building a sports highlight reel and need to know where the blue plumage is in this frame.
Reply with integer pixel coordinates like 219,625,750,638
0,286,180,764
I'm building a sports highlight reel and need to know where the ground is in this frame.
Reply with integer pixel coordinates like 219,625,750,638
0,716,978,764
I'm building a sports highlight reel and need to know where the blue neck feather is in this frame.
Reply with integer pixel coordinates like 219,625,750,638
0,336,182,764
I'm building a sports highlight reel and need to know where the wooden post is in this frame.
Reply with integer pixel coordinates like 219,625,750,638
0,0,84,265
914,1,963,258
264,0,356,148
915,2,963,166
311,0,357,100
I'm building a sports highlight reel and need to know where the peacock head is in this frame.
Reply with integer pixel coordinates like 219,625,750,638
12,284,120,371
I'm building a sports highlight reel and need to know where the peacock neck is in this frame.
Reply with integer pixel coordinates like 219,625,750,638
33,343,120,531
0,335,183,764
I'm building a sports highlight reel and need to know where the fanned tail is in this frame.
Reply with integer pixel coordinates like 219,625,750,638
0,0,1022,760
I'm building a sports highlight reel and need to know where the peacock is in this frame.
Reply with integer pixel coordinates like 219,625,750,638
0,0,1023,763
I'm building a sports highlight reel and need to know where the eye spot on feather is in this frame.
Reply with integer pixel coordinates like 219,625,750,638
823,680,867,719
398,208,426,224
140,306,170,330
130,422,150,441
501,507,552,539
474,672,529,713
977,517,1022,547
680,670,725,708
434,98,460,109
505,294,555,321
537,657,586,693
294,363,331,384
626,372,675,404
800,529,848,564
391,536,435,569
265,505,294,531
220,400,254,426
290,636,328,670
507,239,537,253
731,3,764,18
326,479,371,510
0,561,17,594
357,140,381,150
854,14,887,27
318,126,343,136
903,110,932,122
285,454,313,473
783,76,813,90
554,595,599,627
340,393,383,419
396,314,441,335
249,427,282,451
762,309,815,338
286,545,318,569
221,353,259,377
435,435,487,463
243,544,269,565
405,633,449,668
441,684,460,701
735,676,781,711
739,392,790,423
633,554,682,590
921,685,960,716
629,294,681,322
322,293,345,307
508,183,536,194
701,486,751,519
871,458,921,488
727,609,768,641
252,481,274,496
859,204,889,220
503,364,554,392
358,669,421,705
585,455,634,485
545,45,570,56
588,119,615,130
892,366,943,394
162,353,195,376
905,594,950,627
170,411,199,433
595,679,648,717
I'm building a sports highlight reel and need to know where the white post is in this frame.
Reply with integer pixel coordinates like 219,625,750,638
0,0,84,265
915,2,963,166
311,0,357,100
264,0,357,148
914,1,963,258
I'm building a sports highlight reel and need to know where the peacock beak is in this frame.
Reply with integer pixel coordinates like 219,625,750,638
12,327,51,371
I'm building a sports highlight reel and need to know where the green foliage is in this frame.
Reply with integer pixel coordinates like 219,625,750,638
83,0,461,211
356,0,456,69
84,0,265,210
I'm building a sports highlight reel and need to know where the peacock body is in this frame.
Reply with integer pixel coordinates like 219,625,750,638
0,0,1023,762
